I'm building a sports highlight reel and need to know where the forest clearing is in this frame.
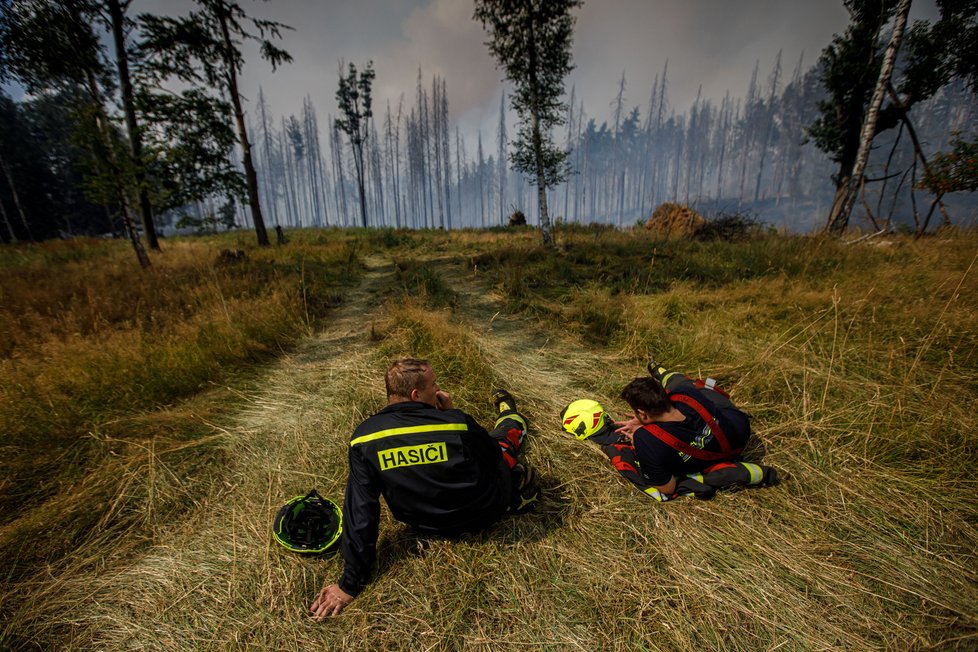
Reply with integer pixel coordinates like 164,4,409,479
1,226,976,650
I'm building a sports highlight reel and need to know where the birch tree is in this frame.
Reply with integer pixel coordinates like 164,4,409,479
475,0,582,245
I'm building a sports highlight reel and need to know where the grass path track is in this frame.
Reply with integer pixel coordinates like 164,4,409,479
28,253,403,649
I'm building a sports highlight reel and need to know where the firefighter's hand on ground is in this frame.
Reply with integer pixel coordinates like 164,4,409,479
614,417,641,442
435,390,453,410
310,583,354,619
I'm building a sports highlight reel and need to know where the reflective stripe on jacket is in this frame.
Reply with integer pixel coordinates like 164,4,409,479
339,401,507,596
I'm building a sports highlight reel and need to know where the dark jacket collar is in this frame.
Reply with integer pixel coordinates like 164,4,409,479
376,400,433,415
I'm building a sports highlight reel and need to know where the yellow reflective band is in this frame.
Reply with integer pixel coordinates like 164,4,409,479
378,442,448,471
643,487,666,501
661,371,682,387
688,473,705,483
742,463,763,485
494,413,527,431
350,423,467,446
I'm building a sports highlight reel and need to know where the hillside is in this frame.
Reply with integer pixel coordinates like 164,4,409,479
1,227,976,650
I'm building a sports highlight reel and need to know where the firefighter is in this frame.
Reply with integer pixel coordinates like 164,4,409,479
310,358,538,619
614,361,778,499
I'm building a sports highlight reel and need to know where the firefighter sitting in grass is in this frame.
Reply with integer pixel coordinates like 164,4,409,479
310,359,538,619
561,361,777,501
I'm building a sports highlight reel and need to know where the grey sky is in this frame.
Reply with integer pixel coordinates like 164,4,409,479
9,0,942,151
214,0,938,151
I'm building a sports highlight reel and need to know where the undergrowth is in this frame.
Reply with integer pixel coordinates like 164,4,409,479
0,234,362,572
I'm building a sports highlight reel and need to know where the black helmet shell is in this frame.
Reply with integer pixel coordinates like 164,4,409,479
273,489,342,553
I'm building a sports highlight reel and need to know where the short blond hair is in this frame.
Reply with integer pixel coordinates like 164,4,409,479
385,358,431,399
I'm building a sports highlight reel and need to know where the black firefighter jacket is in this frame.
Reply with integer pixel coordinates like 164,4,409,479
338,401,510,596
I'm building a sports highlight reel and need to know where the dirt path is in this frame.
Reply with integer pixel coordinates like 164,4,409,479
13,240,978,652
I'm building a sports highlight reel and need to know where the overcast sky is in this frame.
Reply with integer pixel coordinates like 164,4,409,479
210,0,940,151
10,0,942,152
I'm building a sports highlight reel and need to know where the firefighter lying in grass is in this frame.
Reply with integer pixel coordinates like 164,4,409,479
561,361,777,500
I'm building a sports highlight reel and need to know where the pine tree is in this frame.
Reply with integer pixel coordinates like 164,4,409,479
138,0,293,246
335,60,375,228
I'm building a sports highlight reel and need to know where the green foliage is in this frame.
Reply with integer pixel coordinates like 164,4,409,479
136,1,293,91
334,61,375,146
136,0,293,248
136,1,293,212
0,0,137,239
473,0,581,190
69,99,134,207
901,0,978,96
0,0,107,93
809,0,978,188
335,60,376,228
0,89,110,240
509,126,568,188
0,0,270,244
920,133,978,194
808,0,899,168
135,87,245,211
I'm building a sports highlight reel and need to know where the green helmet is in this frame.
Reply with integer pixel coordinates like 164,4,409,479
272,490,342,553
560,398,609,440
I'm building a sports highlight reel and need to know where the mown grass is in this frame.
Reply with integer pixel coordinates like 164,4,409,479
2,226,977,651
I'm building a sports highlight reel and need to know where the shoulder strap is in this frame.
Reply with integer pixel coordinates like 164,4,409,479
643,393,743,460
642,423,729,461
669,393,738,457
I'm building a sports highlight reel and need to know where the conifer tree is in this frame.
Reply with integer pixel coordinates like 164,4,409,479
138,0,292,246
335,60,375,228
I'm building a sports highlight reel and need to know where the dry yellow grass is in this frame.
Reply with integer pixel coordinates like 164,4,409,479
1,228,976,650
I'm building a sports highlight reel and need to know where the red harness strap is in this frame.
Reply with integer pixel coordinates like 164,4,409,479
643,393,742,461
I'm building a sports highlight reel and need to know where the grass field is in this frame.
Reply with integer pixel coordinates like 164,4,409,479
1,226,976,650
